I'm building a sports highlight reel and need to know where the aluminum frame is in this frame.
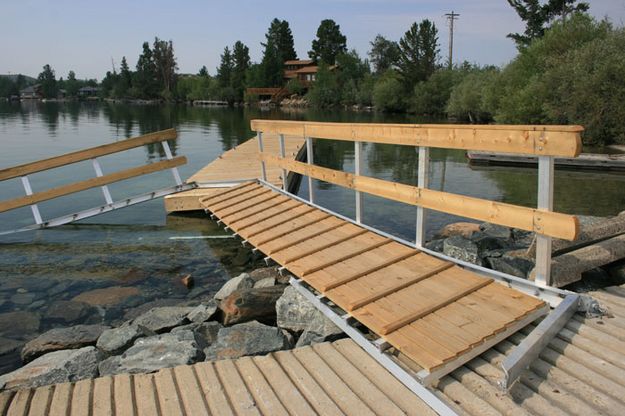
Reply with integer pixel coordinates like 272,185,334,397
416,146,429,247
355,141,363,223
535,156,555,286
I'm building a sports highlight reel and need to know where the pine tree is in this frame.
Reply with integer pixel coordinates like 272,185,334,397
368,35,400,74
217,46,234,88
232,41,251,100
309,19,347,65
134,42,158,98
119,56,132,92
153,38,178,98
198,66,209,77
37,64,58,98
277,20,297,61
397,20,439,90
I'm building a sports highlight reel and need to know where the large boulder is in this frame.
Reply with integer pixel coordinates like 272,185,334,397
46,300,100,324
98,330,202,376
276,286,342,347
213,273,255,301
0,311,40,339
96,323,155,355
187,300,218,324
443,236,481,265
486,254,535,278
172,321,222,349
72,286,141,307
437,222,481,239
132,306,195,333
220,286,286,326
204,321,290,361
21,324,109,363
250,267,289,284
479,223,513,240
0,347,101,391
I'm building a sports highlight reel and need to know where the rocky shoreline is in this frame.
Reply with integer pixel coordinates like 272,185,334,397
0,267,344,391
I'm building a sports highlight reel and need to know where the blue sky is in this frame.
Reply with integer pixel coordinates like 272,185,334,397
2,0,624,80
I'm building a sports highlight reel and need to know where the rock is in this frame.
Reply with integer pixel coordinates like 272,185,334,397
512,229,534,248
98,330,202,376
471,233,510,254
437,222,481,239
607,261,625,281
0,347,101,390
213,273,254,301
72,286,141,307
254,277,276,288
204,321,289,361
479,223,513,240
250,267,288,284
96,323,154,355
47,300,99,324
21,324,109,363
187,300,218,324
123,298,183,321
276,286,340,340
180,274,193,288
173,321,222,349
424,239,445,252
10,292,36,305
443,236,481,265
133,306,195,333
486,255,535,278
0,311,40,339
220,286,286,326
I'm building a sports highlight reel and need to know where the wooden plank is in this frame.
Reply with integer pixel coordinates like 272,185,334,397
133,374,160,416
251,120,583,157
172,366,210,416
92,376,113,416
228,197,294,225
205,186,268,212
259,154,579,240
27,385,52,416
284,228,367,263
235,201,303,231
244,206,317,239
380,279,494,335
270,223,349,255
194,362,235,416
47,383,72,416
0,129,177,181
0,391,14,415
254,212,333,245
113,374,135,416
0,156,187,214
301,239,392,276
214,359,262,416
211,189,275,217
153,369,184,416
6,389,31,416
321,250,419,291
70,379,92,416
347,262,454,311
198,181,257,204
234,357,289,416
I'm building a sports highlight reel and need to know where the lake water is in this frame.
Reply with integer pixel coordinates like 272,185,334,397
1,101,624,372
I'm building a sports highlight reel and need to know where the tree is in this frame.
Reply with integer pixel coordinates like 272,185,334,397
418,20,439,80
119,56,132,91
152,38,178,98
217,46,233,88
368,35,400,74
397,20,439,91
198,66,209,77
232,41,251,100
65,70,80,97
309,19,347,64
258,19,296,87
306,64,340,108
134,41,158,98
507,0,589,48
372,70,405,112
276,20,297,61
37,64,58,98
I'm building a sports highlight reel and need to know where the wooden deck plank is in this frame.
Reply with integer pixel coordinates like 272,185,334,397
234,200,303,231
249,213,335,248
92,376,113,416
214,359,262,416
69,379,91,416
242,205,318,240
154,369,184,416
213,189,277,217
0,391,15,415
112,374,135,416
26,385,52,416
6,388,31,416
47,383,71,416
234,357,290,416
133,374,159,416
172,365,210,416
194,362,235,416
225,196,292,224
261,218,345,255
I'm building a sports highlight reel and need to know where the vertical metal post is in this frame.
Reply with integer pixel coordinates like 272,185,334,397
20,176,43,225
355,141,363,223
160,140,183,186
279,134,287,191
91,158,114,205
258,132,267,181
416,147,430,247
306,137,314,203
535,156,554,286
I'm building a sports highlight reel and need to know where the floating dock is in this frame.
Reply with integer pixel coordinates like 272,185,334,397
467,151,625,170
164,134,305,213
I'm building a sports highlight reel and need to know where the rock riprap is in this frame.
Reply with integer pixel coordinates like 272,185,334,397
213,273,255,301
96,323,155,355
21,324,109,363
204,321,290,361
132,306,195,333
220,286,286,326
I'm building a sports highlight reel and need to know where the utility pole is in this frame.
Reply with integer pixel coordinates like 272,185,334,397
445,11,460,69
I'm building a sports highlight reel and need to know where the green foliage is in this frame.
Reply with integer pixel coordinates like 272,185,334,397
37,64,58,98
372,70,405,112
232,41,251,100
412,69,458,115
306,64,340,108
65,70,80,97
152,38,177,95
446,68,499,122
198,66,209,77
368,35,400,75
286,78,305,95
0,77,18,98
309,19,347,65
134,42,158,98
257,19,297,88
397,20,439,91
217,46,233,88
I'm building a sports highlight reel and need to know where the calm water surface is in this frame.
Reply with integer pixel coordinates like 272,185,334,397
1,101,624,371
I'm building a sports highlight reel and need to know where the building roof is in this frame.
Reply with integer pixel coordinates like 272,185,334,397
284,59,314,66
294,66,319,74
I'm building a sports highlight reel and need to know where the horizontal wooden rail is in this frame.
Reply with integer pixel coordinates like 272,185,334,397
259,153,579,240
0,129,177,181
251,120,582,157
0,157,186,213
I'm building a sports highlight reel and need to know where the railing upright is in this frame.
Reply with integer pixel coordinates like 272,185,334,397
535,156,555,286
279,134,288,191
257,132,267,181
416,147,430,248
355,141,363,223
306,137,314,203
20,176,43,225
91,158,114,205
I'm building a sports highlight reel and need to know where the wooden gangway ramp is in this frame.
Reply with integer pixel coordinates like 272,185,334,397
164,134,305,212
200,181,549,379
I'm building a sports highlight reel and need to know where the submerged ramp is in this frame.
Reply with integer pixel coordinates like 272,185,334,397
200,181,549,381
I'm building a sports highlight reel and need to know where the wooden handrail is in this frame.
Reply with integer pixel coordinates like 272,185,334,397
0,157,186,213
251,120,582,157
259,153,579,240
0,129,177,181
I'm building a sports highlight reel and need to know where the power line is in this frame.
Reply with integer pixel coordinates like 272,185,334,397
445,11,460,69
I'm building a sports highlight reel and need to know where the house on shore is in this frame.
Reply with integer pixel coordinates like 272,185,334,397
20,84,42,100
78,86,100,99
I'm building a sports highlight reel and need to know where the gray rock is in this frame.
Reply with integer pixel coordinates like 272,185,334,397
47,300,98,324
254,277,276,288
213,273,254,301
471,233,510,254
0,311,40,339
96,323,154,355
276,286,341,342
486,255,534,278
250,267,289,284
204,321,289,361
133,306,195,333
187,300,218,324
10,292,36,305
424,239,445,252
443,236,481,265
21,324,110,363
512,229,534,248
98,330,202,376
0,347,101,390
479,223,513,240
173,321,222,349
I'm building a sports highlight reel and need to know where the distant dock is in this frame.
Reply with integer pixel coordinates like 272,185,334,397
467,151,625,170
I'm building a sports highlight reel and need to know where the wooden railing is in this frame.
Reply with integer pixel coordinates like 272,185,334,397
0,129,189,234
251,120,583,287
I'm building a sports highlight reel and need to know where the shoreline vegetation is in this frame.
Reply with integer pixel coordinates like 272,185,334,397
2,4,624,145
